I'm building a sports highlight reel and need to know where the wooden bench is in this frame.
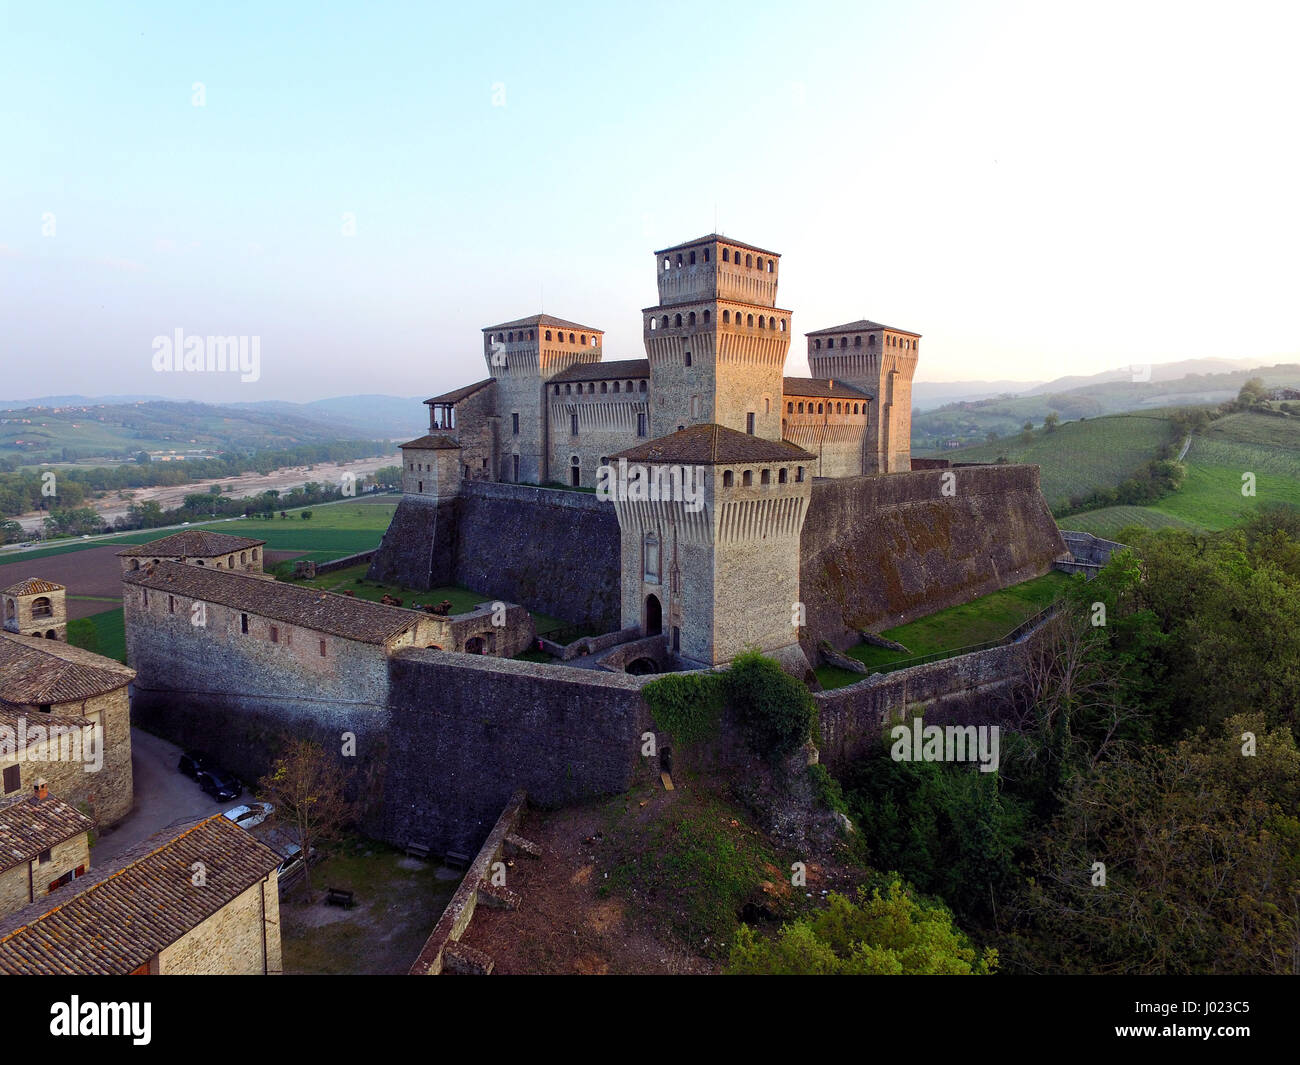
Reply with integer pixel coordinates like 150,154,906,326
325,887,355,909
405,842,430,860
444,851,472,871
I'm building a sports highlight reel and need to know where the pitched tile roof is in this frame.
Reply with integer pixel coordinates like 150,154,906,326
612,424,815,465
399,434,462,450
0,632,135,706
425,379,495,405
122,562,421,645
783,377,872,400
116,530,267,558
550,359,650,384
483,314,602,335
805,319,920,337
1,578,64,596
0,794,93,874
654,233,781,258
0,815,282,975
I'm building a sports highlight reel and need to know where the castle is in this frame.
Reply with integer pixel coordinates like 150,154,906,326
395,234,928,668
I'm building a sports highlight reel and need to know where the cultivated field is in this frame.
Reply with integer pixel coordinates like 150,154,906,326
937,413,1176,509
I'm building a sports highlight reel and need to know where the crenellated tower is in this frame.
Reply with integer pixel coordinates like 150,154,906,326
482,315,603,484
642,236,792,442
806,320,920,473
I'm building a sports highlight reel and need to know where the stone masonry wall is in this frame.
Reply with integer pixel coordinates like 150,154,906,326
800,464,1067,652
159,875,281,975
381,651,652,856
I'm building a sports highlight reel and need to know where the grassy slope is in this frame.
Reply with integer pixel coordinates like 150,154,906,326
815,572,1072,690
67,608,127,663
936,413,1175,509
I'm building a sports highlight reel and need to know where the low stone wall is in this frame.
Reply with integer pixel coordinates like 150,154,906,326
596,634,671,673
312,549,377,576
408,790,528,976
813,619,1054,775
1060,530,1125,565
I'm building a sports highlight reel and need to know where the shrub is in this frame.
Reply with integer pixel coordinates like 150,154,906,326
643,672,725,745
725,650,817,760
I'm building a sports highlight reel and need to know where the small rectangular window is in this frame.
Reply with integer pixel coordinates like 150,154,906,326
319,639,327,657
1,765,18,794
571,413,579,436
637,413,647,437
38,849,51,865
270,625,279,643
746,412,755,435
512,412,520,435
241,613,249,634
168,595,175,614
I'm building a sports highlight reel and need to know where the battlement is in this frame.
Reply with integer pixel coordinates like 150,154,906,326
653,235,781,308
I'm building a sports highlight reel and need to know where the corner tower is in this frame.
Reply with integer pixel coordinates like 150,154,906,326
483,314,604,484
806,320,920,473
642,236,792,442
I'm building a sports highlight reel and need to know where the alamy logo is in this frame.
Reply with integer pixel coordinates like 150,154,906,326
0,717,103,772
890,718,1000,773
50,997,151,1045
151,329,260,382
594,459,705,513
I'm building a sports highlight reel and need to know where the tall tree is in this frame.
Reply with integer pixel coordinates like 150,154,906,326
258,739,354,894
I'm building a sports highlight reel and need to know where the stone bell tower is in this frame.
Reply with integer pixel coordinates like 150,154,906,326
642,236,793,443
2,578,68,641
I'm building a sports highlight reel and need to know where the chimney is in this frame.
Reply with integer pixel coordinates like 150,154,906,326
33,777,48,801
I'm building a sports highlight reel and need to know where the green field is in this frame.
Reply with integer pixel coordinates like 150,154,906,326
937,413,1176,509
67,608,127,664
815,571,1072,690
2,500,398,565
1061,412,1300,536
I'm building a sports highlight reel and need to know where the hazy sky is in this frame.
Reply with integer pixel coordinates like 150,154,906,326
2,0,1297,405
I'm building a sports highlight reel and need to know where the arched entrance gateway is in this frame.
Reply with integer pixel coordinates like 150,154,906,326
644,594,662,636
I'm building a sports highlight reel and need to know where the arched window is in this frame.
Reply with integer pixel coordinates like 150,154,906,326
840,337,848,348
761,469,771,485
817,403,824,413
676,253,683,267
778,468,788,484
703,249,710,262
836,402,843,413
722,248,730,262
723,470,734,487
756,257,763,270
745,254,752,268
639,380,647,392
545,330,552,341
613,381,620,393
787,402,793,413
685,351,692,367
674,313,682,327
758,316,765,329
580,334,586,344
528,330,533,340
852,403,859,414
798,402,804,413
869,334,876,349
767,260,774,273
722,310,730,323
565,383,572,394
814,339,821,350
854,335,862,347
742,470,753,486
689,250,696,265
496,333,503,342
625,381,633,392
553,385,560,395
662,315,669,329
747,314,754,327
592,335,598,346
568,333,575,343
507,331,514,342
702,310,710,323
779,319,786,332
649,317,657,330
688,311,696,326
601,381,608,393
663,257,670,271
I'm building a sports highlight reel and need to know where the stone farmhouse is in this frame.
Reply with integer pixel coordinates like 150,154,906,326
117,529,267,575
0,782,93,918
0,814,283,975
0,621,134,826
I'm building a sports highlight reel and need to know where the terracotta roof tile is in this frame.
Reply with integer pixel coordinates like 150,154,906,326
0,815,282,974
612,424,815,465
0,632,134,706
0,794,92,873
805,319,920,337
116,530,266,558
653,233,781,258
1,578,64,596
483,314,602,335
783,377,872,400
550,359,650,384
399,434,462,450
122,562,421,644
425,379,495,405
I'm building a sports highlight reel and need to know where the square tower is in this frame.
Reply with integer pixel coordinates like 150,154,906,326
642,236,792,443
483,314,604,484
608,424,814,667
806,320,920,473
2,578,67,641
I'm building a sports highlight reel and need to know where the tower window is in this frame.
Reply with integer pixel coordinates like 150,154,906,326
796,466,805,482
688,311,696,326
798,402,804,413
662,315,669,329
674,314,682,327
742,470,753,486
756,257,763,270
722,248,729,262
745,254,752,268
746,412,755,434
676,253,683,267
545,330,552,341
639,380,647,392
746,314,754,327
779,468,788,483
601,381,608,393
571,458,580,487
663,257,670,271
758,316,765,329
767,260,774,273
780,319,786,331
787,402,793,413
703,310,710,323
580,334,586,345
814,339,821,350
761,469,771,485
613,381,620,392
571,413,579,435
568,333,575,343
703,249,710,262
840,337,848,348
685,351,692,367
241,613,249,633
637,413,647,436
723,470,734,487
649,317,657,330
854,335,862,347
689,251,696,265
722,310,730,323
512,455,520,481
512,412,520,435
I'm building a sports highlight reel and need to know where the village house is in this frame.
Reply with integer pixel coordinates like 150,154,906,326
117,529,268,576
0,814,283,975
0,629,134,826
0,780,93,918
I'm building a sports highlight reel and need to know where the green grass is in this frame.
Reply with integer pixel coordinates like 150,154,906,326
937,413,1176,509
67,608,127,663
815,571,1072,690
1061,412,1300,535
289,563,489,611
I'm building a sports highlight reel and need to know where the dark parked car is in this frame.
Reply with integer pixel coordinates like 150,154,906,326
197,769,241,803
178,751,214,779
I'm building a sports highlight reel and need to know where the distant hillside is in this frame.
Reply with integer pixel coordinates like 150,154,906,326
914,362,1300,450
232,395,425,439
0,399,391,466
937,412,1178,511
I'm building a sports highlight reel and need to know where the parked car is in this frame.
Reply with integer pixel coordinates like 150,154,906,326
222,802,272,831
197,769,241,803
177,751,214,779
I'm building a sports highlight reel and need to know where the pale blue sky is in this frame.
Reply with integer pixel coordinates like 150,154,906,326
2,0,1297,404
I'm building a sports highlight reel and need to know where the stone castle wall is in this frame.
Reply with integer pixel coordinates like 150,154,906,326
799,464,1067,651
382,651,653,855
